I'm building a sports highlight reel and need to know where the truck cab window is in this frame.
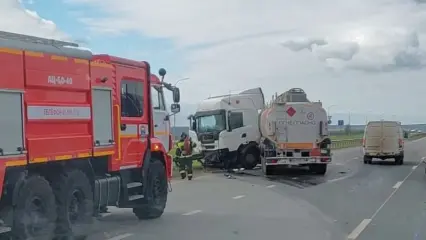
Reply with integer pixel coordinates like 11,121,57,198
196,113,226,133
229,112,244,129
151,86,165,110
121,80,144,117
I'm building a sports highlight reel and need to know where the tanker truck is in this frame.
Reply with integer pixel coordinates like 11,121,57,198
259,88,332,175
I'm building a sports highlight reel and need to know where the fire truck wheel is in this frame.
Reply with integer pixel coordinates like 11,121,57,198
52,169,93,239
133,159,168,220
13,175,57,240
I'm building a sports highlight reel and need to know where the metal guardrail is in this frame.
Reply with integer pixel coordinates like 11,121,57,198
330,133,426,149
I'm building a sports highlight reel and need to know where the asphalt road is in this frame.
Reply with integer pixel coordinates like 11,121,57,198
87,137,426,240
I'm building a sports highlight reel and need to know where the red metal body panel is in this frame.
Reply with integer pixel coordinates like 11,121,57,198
113,64,149,171
150,138,172,179
91,55,167,172
150,74,161,85
24,52,92,162
0,49,24,90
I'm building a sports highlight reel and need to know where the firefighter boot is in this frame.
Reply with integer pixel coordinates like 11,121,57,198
187,159,193,181
179,170,186,179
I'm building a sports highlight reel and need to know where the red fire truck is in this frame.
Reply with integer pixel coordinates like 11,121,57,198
0,31,180,239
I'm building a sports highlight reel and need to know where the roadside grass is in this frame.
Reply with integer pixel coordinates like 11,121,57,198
330,133,364,141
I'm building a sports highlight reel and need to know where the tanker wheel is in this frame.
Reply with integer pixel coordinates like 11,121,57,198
261,158,274,176
241,148,259,170
52,169,93,239
309,164,327,175
133,158,168,220
13,175,57,240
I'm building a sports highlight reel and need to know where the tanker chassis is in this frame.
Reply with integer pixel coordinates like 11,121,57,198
259,89,332,175
0,31,180,239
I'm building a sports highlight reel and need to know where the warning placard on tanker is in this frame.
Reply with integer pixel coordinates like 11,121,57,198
27,106,91,120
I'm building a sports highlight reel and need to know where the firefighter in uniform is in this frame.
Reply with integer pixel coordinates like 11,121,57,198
175,132,197,180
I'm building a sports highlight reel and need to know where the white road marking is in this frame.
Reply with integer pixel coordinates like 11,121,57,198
412,166,418,170
182,210,202,216
106,233,134,240
392,181,403,189
347,219,372,240
232,195,246,200
333,162,344,166
327,174,353,183
348,159,423,239
266,184,276,188
353,157,359,160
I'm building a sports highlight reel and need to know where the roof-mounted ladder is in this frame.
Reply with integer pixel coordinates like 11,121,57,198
0,30,79,48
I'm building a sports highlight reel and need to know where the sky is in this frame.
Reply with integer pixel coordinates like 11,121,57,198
2,0,426,125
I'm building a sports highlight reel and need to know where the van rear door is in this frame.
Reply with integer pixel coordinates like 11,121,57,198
365,122,382,153
381,122,400,153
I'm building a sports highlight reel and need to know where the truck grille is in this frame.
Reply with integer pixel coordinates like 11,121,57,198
200,134,215,144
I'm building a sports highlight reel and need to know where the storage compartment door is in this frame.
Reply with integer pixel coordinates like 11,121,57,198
0,91,24,155
92,88,114,147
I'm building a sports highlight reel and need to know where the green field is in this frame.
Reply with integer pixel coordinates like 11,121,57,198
330,133,364,141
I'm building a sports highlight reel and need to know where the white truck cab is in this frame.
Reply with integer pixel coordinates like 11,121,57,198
188,88,265,169
363,120,404,165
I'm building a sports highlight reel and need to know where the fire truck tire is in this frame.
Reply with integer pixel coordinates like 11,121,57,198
133,159,168,220
13,175,57,240
52,169,93,239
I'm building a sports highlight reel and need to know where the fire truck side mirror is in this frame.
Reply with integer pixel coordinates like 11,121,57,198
172,87,180,103
328,120,332,124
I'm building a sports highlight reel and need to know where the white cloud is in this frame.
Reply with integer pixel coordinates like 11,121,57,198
63,0,426,122
0,0,67,39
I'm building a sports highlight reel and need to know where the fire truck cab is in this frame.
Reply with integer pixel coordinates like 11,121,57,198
0,31,180,239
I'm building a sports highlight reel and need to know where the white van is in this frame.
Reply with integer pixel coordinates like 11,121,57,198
363,120,404,165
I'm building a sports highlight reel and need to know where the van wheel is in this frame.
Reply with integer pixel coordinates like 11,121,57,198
52,169,94,239
13,175,57,240
395,156,404,165
363,156,372,164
